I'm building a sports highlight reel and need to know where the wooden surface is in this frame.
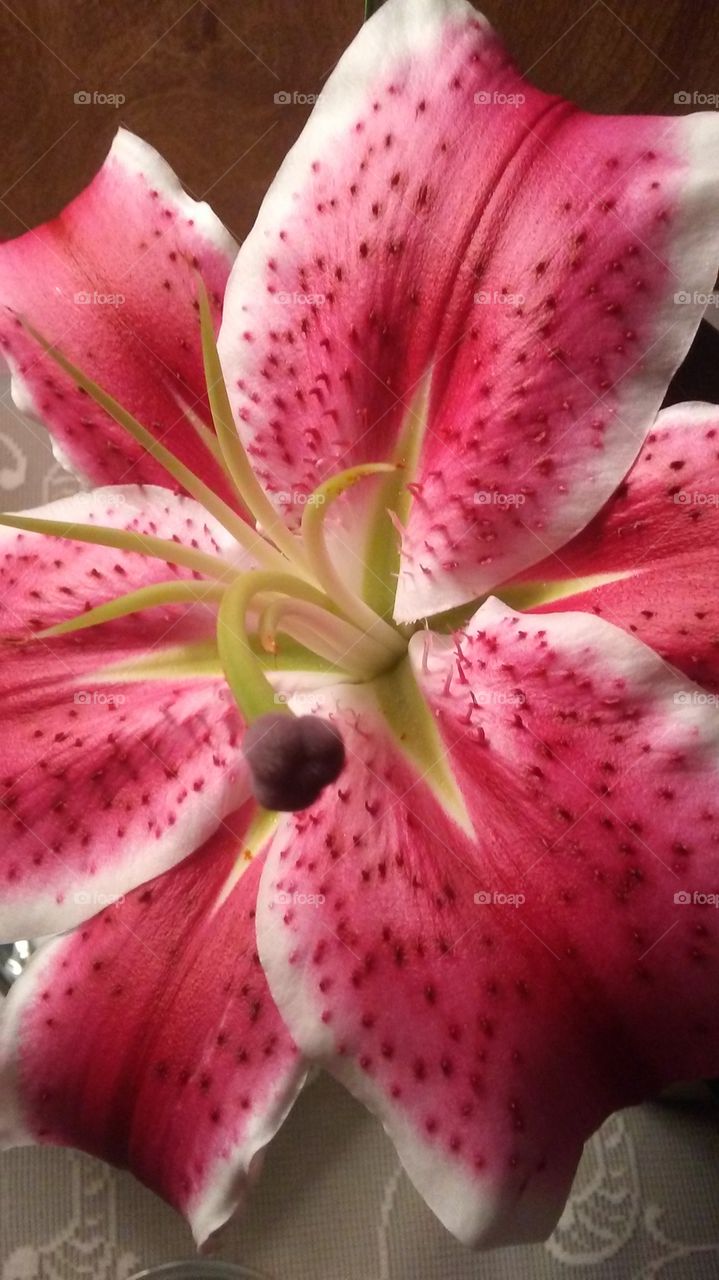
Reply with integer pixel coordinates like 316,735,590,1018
0,0,717,242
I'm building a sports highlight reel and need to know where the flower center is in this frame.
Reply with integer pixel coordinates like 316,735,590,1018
0,286,631,811
7,283,411,760
213,454,411,725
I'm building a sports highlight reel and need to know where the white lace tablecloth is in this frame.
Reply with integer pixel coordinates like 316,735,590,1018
1,387,718,1280
1,1077,719,1280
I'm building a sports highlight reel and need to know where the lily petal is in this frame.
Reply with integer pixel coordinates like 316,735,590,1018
257,603,719,1246
515,401,719,692
0,809,305,1245
0,128,236,497
0,486,247,940
218,0,719,621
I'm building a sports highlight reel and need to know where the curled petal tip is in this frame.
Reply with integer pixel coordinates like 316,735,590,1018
242,712,345,812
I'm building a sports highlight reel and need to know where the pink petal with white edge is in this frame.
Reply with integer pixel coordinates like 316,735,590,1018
0,128,236,496
0,486,248,940
218,0,719,620
0,807,305,1245
514,401,719,692
257,602,719,1246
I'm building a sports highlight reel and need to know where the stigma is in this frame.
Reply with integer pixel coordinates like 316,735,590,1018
242,712,346,811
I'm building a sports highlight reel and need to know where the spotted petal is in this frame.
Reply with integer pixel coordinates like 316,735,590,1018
0,486,248,940
218,0,719,622
0,809,305,1244
0,128,236,497
513,401,719,693
257,601,719,1245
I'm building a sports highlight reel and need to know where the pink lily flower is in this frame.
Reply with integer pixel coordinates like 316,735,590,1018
1,0,719,1252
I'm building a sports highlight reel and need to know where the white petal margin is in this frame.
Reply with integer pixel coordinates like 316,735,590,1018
217,0,477,370
256,805,578,1247
110,128,238,260
0,922,308,1249
0,484,248,940
0,940,63,1152
185,1063,308,1248
218,0,719,626
257,602,719,1247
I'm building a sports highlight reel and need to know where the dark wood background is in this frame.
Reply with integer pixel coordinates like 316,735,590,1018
0,0,717,244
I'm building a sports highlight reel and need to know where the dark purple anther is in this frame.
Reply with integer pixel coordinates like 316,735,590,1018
242,712,346,811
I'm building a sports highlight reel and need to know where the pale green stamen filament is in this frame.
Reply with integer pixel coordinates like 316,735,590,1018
197,280,313,578
259,595,389,676
35,580,225,640
0,512,236,582
363,373,431,621
217,570,403,722
175,392,234,474
301,464,406,658
4,289,416,730
262,606,370,676
28,323,284,573
217,572,318,721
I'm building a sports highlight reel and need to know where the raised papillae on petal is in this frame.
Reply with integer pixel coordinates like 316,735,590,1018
257,602,719,1246
0,128,236,497
510,401,719,693
0,486,248,940
0,809,305,1245
218,0,719,621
